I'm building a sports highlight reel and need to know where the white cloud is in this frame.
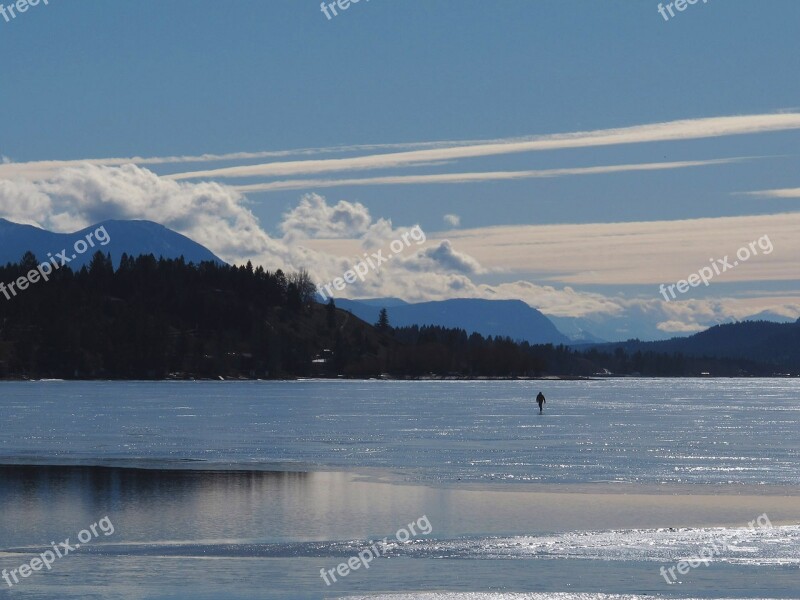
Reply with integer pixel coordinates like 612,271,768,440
399,240,485,275
437,213,800,286
5,113,797,184
233,158,746,193
169,113,800,181
444,214,461,228
743,187,800,199
279,193,385,240
0,178,54,227
0,140,462,182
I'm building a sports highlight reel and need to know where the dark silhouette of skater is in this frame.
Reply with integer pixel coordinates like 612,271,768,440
536,391,546,414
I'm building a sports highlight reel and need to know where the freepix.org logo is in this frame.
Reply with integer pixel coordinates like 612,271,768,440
658,235,773,302
318,225,426,301
2,516,115,589
0,225,112,302
0,0,50,24
320,0,370,21
657,0,710,22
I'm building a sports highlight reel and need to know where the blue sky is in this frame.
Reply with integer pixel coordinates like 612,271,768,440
1,0,799,340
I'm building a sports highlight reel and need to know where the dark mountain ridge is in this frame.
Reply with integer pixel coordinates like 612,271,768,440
594,319,800,372
0,218,224,268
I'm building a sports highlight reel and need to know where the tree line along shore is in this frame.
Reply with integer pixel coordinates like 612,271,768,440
0,252,797,380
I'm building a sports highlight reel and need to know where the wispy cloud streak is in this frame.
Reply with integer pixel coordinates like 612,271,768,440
233,158,747,193
168,113,800,181
0,141,464,181
742,187,800,198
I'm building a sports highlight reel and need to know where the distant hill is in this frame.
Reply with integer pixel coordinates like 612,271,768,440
596,319,800,372
549,311,700,343
335,297,570,345
0,219,224,268
547,316,607,343
741,310,798,324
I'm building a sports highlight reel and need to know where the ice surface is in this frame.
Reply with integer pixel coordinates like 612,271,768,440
6,524,797,566
1,378,799,485
338,595,793,600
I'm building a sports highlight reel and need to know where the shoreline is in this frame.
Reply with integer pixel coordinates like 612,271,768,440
3,374,800,382
1,375,606,382
3,461,800,497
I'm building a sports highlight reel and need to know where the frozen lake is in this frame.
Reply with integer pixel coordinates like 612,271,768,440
1,379,799,599
0,379,799,485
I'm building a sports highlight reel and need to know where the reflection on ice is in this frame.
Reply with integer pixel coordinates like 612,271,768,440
5,524,797,567
340,595,791,600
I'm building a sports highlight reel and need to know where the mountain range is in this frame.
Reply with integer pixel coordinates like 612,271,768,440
596,319,800,371
1,218,796,345
1,216,799,377
334,297,570,345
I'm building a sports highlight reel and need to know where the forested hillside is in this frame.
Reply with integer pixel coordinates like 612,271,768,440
0,252,796,379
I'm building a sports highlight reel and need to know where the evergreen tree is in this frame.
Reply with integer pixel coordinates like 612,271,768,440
376,308,390,332
326,298,337,329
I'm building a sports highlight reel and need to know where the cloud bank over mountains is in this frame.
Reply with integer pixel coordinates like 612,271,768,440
1,162,797,340
2,113,800,340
